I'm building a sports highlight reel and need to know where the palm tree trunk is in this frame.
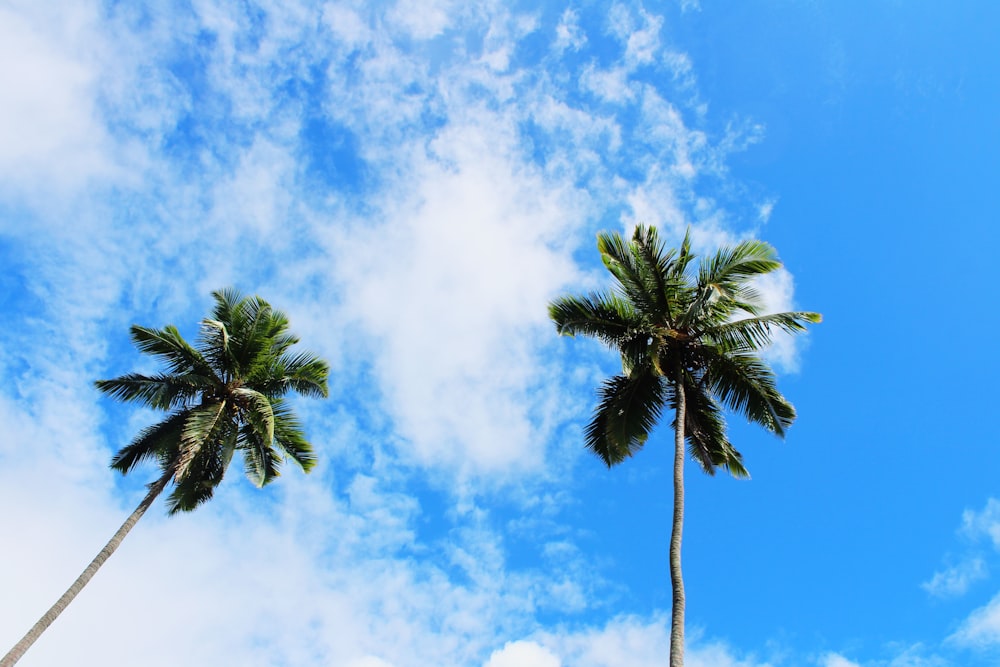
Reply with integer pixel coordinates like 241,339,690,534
1,471,171,667
669,379,686,667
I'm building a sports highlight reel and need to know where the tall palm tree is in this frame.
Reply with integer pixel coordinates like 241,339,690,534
549,225,819,667
2,288,330,667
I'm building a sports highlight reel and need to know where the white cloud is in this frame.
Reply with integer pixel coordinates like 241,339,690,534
962,498,1000,549
922,557,988,597
923,497,1000,600
950,592,1000,647
329,116,582,478
0,2,116,196
532,617,773,667
388,0,455,40
554,9,586,53
753,267,812,373
484,640,561,667
821,654,862,667
581,63,635,103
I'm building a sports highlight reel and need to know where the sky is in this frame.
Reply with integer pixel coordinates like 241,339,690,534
1,1,999,666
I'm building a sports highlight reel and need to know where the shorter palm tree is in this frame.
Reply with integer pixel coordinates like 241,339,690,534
550,225,819,667
2,288,330,667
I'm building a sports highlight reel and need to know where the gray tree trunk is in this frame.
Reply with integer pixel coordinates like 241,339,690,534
669,380,686,667
1,472,171,667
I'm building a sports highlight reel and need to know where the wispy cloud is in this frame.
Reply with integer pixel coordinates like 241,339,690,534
950,592,1000,648
923,557,988,598
924,498,1000,599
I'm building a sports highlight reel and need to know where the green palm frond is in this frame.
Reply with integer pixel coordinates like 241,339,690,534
708,311,822,352
704,350,796,436
549,292,640,344
597,230,663,318
176,400,229,481
110,411,188,474
94,373,211,410
234,388,275,447
698,239,781,288
678,385,749,479
631,225,674,317
269,332,300,356
239,423,281,487
199,318,232,377
271,399,316,472
129,325,214,377
165,425,236,514
584,373,667,466
269,352,331,398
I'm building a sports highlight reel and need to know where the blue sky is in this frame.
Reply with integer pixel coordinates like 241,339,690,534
1,1,998,666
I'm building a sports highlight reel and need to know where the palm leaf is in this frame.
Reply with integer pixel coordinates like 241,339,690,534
584,372,666,466
678,384,749,479
110,411,188,474
703,350,796,436
238,423,281,487
597,230,662,318
165,424,236,514
262,351,331,398
271,398,316,472
549,292,641,345
698,239,781,288
176,400,229,481
708,311,822,352
94,373,211,410
129,325,213,377
234,387,275,447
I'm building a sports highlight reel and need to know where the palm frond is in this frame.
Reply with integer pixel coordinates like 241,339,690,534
95,373,211,410
164,425,236,514
549,292,642,344
698,239,782,289
667,227,697,282
631,224,675,317
129,325,213,377
708,311,822,352
176,400,230,481
584,372,666,466
234,388,275,447
271,399,317,472
678,384,749,479
244,353,329,399
704,350,796,436
110,411,188,474
239,423,281,487
597,230,663,317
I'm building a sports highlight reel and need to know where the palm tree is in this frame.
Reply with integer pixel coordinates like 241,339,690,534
2,288,330,667
549,225,819,667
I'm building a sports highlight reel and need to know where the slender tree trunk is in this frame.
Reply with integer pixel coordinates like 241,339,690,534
1,471,171,667
669,379,686,667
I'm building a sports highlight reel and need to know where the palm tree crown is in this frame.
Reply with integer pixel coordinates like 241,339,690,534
551,224,819,473
549,225,819,666
1,289,329,667
96,287,330,512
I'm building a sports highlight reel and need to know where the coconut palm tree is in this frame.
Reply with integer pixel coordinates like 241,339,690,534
2,288,330,667
549,225,819,667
